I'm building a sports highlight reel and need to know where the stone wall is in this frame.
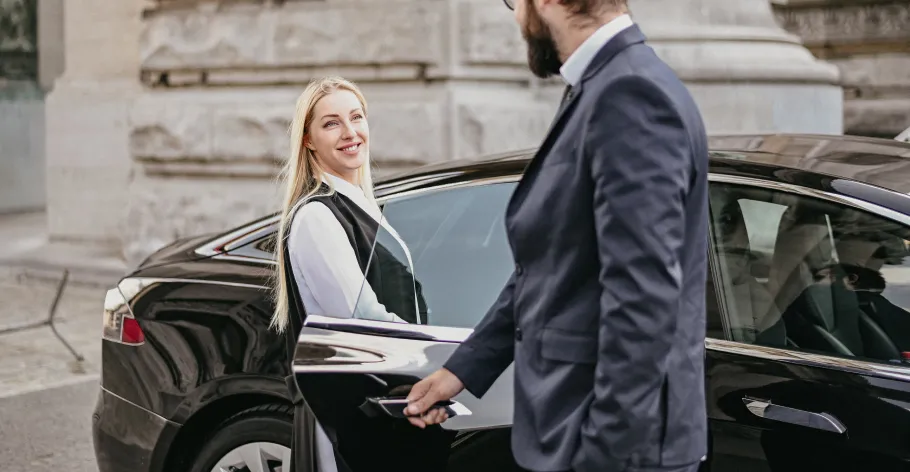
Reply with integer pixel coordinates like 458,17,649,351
25,0,846,268
774,0,910,138
126,0,562,264
43,0,145,257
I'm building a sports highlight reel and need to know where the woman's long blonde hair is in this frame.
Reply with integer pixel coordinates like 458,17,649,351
270,76,375,333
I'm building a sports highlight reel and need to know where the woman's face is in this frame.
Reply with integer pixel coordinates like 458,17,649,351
306,89,368,184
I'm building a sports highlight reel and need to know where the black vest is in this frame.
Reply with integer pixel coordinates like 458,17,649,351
283,185,429,362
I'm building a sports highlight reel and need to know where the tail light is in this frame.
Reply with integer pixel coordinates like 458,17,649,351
102,279,148,346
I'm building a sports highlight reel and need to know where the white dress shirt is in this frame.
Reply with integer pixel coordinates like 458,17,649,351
559,13,634,87
288,173,417,323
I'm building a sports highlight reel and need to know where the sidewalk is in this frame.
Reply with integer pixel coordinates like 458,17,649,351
0,274,102,398
0,211,103,398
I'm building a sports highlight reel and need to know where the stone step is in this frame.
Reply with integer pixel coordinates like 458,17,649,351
0,240,128,291
0,210,127,290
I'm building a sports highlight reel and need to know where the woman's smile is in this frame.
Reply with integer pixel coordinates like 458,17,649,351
338,142,362,155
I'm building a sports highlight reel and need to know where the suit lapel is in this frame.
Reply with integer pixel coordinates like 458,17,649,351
506,84,583,218
506,25,648,218
540,84,583,155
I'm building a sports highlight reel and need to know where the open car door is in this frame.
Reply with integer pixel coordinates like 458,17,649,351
292,182,521,472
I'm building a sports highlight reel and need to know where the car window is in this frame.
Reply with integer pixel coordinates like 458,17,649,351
256,234,277,254
709,181,910,364
355,182,517,329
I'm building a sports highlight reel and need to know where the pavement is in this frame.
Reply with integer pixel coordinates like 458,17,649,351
0,379,99,472
0,210,106,471
0,270,102,398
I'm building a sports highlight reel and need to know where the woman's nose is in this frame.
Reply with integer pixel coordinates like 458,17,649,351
341,121,357,138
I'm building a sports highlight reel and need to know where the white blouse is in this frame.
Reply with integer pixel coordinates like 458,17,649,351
287,173,417,323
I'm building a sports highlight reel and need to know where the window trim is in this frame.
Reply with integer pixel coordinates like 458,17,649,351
706,174,910,383
709,174,910,228
209,170,910,383
209,173,910,265
706,338,910,382
206,175,523,265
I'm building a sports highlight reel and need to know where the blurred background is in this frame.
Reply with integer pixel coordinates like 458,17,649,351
0,0,907,470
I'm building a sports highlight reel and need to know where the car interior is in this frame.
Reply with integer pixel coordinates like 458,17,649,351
710,184,910,363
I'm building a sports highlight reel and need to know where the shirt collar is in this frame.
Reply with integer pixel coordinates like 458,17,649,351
559,14,634,87
323,172,382,219
323,172,361,200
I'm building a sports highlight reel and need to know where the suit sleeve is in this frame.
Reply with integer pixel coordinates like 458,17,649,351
572,76,691,472
442,271,517,398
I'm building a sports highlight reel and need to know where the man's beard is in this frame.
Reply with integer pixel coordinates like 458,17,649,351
521,2,563,79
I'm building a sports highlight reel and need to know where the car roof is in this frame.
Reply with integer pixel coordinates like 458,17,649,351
195,133,910,258
377,133,910,195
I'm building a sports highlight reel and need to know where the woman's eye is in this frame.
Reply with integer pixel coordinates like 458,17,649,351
352,114,364,120
324,121,338,128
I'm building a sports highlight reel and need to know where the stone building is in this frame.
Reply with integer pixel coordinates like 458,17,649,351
0,0,907,285
773,0,910,140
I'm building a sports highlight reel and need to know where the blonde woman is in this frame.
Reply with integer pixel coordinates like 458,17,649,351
271,77,426,472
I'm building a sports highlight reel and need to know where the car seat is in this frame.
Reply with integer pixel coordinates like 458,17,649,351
771,205,900,360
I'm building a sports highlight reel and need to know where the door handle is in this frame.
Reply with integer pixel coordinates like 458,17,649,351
743,397,846,434
360,396,473,419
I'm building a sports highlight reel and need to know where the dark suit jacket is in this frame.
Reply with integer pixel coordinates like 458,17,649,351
443,25,709,472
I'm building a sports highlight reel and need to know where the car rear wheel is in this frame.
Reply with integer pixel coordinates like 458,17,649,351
188,404,294,472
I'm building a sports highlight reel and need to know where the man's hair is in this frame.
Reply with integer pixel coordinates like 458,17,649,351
825,263,887,292
561,0,628,17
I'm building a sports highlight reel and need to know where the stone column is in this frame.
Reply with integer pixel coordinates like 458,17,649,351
773,0,910,139
631,0,843,134
36,0,147,279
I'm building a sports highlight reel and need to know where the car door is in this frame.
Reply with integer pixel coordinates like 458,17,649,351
704,175,910,472
293,178,524,472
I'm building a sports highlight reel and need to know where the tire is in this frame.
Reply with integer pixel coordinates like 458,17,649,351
187,404,294,472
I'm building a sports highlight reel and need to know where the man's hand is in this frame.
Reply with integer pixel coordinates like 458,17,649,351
405,368,464,428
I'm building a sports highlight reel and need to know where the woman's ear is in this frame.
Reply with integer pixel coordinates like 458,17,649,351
303,135,315,152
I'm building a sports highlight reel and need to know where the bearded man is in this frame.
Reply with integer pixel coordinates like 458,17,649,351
405,2,711,472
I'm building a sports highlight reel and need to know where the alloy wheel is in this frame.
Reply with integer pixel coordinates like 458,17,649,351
211,441,291,472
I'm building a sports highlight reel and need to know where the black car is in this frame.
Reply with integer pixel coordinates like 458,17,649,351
93,133,910,472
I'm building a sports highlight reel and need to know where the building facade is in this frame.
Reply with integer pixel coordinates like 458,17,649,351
1,0,907,283
773,0,910,139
